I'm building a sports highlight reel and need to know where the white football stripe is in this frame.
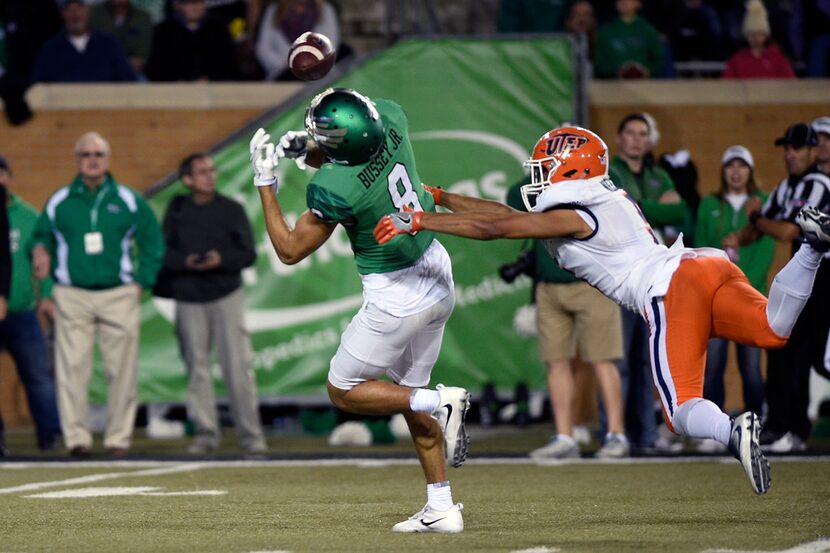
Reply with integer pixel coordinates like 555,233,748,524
27,486,161,498
700,539,830,553
288,45,324,66
25,486,228,499
0,463,204,494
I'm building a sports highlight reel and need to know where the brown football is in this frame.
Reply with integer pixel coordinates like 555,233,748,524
288,32,336,81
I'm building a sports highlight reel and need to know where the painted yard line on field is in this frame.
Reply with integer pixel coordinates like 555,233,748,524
26,486,228,498
701,538,830,553
1,455,828,471
0,463,206,495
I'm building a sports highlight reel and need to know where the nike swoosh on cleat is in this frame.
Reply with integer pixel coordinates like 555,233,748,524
442,404,453,432
421,517,447,527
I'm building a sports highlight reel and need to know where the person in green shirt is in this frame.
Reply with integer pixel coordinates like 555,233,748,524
0,155,62,452
594,0,666,78
89,0,154,75
250,88,469,533
32,132,164,458
694,145,775,452
609,112,690,453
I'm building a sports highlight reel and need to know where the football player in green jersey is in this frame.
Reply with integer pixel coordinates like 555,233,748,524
250,88,469,533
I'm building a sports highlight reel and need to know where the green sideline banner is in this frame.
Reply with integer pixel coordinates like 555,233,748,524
91,37,576,403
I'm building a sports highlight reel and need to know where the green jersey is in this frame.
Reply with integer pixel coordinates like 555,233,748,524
307,99,436,275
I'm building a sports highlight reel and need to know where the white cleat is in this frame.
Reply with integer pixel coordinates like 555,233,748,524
432,384,471,468
728,412,771,495
392,503,464,533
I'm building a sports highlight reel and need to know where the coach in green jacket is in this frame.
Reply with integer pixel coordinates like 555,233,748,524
33,132,163,457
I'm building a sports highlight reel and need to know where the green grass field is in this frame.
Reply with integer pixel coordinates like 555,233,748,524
1,424,829,553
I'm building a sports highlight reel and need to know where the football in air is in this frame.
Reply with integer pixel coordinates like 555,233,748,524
288,32,336,81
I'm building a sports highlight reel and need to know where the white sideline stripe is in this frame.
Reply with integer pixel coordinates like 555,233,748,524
701,538,830,553
510,548,561,553
28,486,160,498
0,455,828,471
0,463,205,495
25,486,227,499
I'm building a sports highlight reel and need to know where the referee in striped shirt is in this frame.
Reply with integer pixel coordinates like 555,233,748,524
732,122,830,453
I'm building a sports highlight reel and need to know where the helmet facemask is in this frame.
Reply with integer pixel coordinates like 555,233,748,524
520,151,567,212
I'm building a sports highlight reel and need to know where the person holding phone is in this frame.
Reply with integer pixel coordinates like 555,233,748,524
159,152,267,455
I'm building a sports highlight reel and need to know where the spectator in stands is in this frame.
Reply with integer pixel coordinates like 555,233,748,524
668,0,723,62
32,132,164,457
813,117,830,175
161,153,266,454
89,0,154,75
609,113,689,453
0,155,62,452
638,0,682,37
497,0,573,33
718,0,793,60
594,0,666,79
729,123,830,453
32,0,138,83
565,1,597,57
206,0,264,80
205,0,262,33
145,0,238,81
133,0,166,23
722,0,795,79
694,146,775,453
255,0,341,81
792,0,830,77
0,0,62,124
504,176,629,460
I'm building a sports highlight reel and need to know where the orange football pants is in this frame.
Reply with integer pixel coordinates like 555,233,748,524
644,256,787,432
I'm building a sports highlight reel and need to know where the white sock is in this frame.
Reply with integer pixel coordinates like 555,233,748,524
766,244,822,337
671,398,731,445
427,480,453,511
409,389,440,413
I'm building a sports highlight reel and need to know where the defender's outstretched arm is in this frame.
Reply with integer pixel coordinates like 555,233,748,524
374,208,591,244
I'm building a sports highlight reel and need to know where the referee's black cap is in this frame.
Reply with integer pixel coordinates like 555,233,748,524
774,123,818,148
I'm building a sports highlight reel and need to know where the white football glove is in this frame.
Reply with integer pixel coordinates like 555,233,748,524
276,130,308,170
249,128,279,189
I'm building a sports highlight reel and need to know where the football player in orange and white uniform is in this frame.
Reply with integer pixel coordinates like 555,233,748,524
375,126,830,496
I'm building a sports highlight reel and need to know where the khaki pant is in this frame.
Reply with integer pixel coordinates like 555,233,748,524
175,288,265,450
536,280,623,363
53,284,140,450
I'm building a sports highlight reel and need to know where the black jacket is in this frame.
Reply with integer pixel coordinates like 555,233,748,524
145,13,238,81
161,194,255,302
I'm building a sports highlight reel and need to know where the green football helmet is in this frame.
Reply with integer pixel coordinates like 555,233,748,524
304,88,385,166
